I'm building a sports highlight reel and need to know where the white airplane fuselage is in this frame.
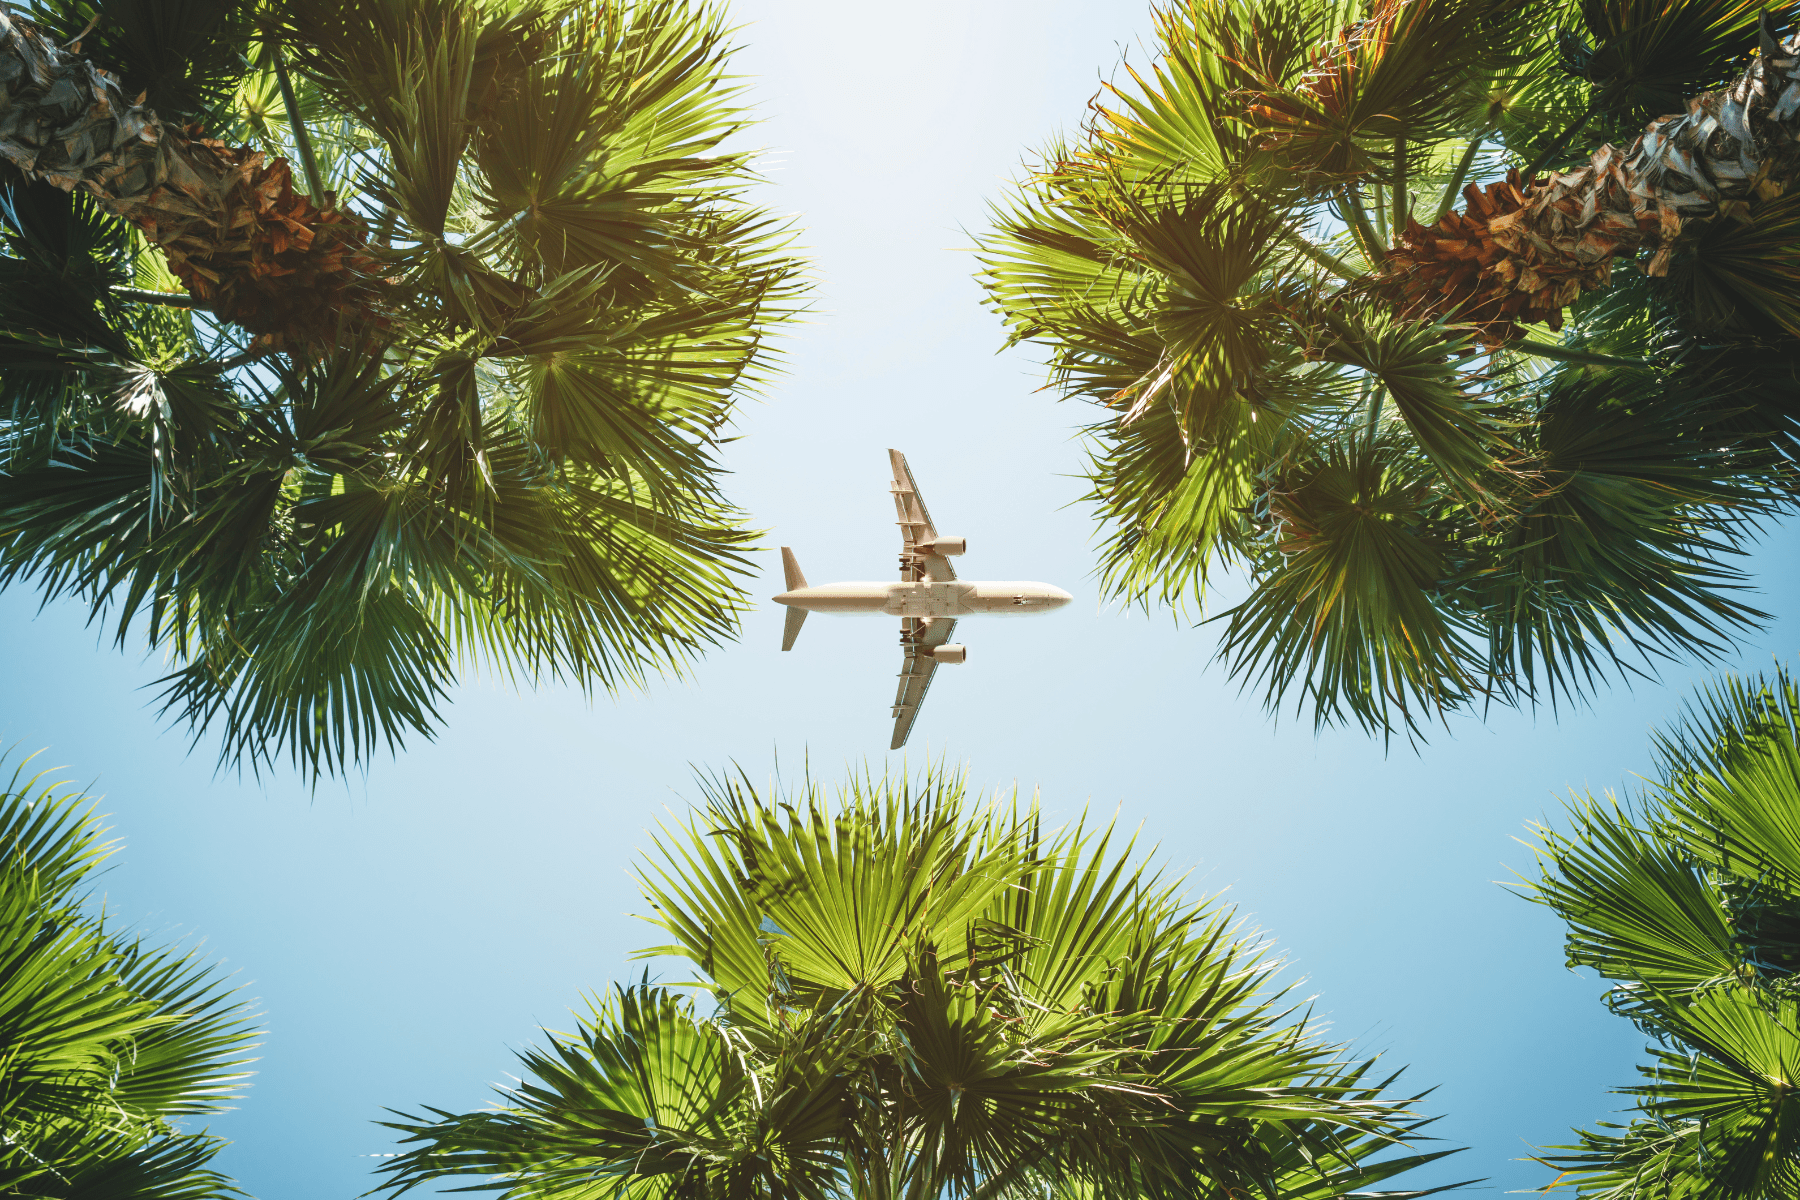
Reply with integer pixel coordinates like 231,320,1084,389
774,580,1072,618
780,448,1073,747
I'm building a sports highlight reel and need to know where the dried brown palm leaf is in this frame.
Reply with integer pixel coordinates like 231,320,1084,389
1380,17,1800,343
1382,165,1662,344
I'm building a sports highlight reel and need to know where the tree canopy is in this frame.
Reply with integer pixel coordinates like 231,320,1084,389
0,748,258,1198
981,0,1800,741
1527,666,1800,1197
0,0,803,777
375,766,1467,1200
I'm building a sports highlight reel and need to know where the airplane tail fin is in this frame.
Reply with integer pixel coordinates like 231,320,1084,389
781,606,807,652
781,546,808,591
779,547,808,650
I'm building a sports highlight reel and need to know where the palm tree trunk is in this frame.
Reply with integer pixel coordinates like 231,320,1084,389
1381,20,1800,346
0,3,377,351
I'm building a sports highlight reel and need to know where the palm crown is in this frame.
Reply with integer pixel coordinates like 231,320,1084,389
1527,667,1800,1197
0,750,258,1198
376,767,1468,1200
0,0,802,776
981,0,1800,740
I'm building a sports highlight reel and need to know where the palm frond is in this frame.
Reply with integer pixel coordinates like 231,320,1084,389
1468,364,1775,709
0,0,805,777
1213,436,1484,739
1528,667,1800,1195
1524,797,1743,994
981,0,1800,741
392,766,1451,1200
0,748,257,1198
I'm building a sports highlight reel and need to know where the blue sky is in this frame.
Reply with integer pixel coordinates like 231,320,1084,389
5,0,1800,1196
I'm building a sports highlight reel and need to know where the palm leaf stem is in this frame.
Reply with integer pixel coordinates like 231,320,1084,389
1281,226,1364,279
1434,135,1485,221
1342,183,1385,259
1392,137,1409,234
271,46,324,201
1371,181,1389,244
66,9,102,45
1358,372,1383,446
372,202,396,246
110,286,200,308
1508,339,1649,368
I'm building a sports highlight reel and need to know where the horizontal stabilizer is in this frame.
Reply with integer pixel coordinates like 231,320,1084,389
781,606,807,652
781,546,808,591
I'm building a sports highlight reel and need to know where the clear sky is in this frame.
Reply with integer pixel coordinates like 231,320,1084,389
5,1,1800,1196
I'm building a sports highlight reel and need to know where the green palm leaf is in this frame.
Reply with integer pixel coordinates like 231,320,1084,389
1524,798,1742,994
978,0,1800,740
0,0,804,778
386,765,1456,1200
1530,666,1800,1196
0,749,257,1198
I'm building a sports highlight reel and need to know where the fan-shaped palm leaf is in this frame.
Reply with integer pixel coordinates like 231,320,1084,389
980,0,1800,742
0,0,804,777
1529,666,1800,1196
0,748,258,1198
384,765,1458,1200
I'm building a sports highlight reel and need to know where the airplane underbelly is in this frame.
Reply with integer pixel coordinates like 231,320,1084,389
962,581,1076,614
884,581,974,618
781,583,890,612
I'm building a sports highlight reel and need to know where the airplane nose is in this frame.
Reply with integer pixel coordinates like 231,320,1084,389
772,591,799,606
1047,587,1073,608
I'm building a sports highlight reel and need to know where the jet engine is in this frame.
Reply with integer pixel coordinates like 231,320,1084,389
923,536,967,555
931,644,967,664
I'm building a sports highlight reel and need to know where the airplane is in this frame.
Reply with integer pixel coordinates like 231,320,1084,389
773,449,1073,749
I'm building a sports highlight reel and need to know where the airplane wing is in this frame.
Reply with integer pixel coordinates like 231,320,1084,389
888,449,956,582
891,616,956,750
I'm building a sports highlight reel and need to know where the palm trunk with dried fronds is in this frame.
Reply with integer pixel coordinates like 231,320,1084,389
1382,19,1800,345
0,2,378,350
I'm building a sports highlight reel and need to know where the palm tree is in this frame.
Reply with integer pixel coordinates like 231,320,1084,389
0,0,803,776
375,766,1468,1200
980,0,1800,740
0,748,259,1197
1525,666,1800,1198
